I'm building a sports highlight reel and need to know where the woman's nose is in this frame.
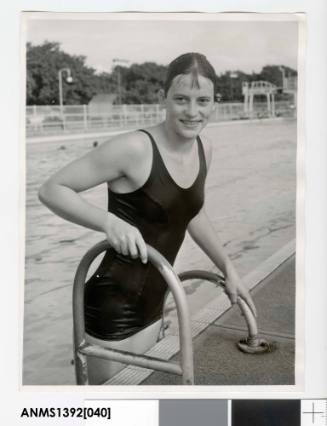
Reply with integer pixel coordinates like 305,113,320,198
185,101,198,117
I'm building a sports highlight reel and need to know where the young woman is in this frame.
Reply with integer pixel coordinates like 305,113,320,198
39,52,256,384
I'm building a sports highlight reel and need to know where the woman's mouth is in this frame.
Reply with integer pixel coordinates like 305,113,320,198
180,120,202,127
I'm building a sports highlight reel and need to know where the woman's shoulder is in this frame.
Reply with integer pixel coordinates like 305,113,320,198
98,129,152,162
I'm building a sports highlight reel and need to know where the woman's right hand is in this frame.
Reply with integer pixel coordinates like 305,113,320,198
103,213,148,263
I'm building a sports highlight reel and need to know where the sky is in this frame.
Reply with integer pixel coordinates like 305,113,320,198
24,13,299,75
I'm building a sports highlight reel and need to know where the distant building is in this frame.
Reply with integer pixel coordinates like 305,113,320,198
88,93,117,114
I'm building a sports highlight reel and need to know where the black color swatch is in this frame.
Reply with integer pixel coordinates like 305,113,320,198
232,400,300,426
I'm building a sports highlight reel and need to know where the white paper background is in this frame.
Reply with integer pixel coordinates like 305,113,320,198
1,0,326,424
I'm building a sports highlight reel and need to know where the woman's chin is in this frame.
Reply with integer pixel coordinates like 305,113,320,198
175,122,204,138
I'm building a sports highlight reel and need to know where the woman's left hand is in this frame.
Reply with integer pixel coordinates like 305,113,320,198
224,267,257,318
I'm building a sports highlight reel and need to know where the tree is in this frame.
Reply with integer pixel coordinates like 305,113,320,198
111,62,167,104
259,65,297,88
26,41,106,105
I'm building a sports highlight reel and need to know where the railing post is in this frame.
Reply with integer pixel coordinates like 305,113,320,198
32,105,37,132
123,104,127,126
156,104,160,124
83,105,88,130
140,104,144,125
62,110,66,132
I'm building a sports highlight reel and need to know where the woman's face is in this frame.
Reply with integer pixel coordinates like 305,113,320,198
164,73,216,140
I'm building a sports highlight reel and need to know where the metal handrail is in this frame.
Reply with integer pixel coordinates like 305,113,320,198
178,270,258,337
174,270,269,354
73,240,194,385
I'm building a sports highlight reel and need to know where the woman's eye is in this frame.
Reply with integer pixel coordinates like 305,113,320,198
198,98,210,105
174,97,186,104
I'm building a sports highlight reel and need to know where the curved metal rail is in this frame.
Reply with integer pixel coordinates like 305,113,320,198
159,269,268,353
177,270,263,350
73,240,194,385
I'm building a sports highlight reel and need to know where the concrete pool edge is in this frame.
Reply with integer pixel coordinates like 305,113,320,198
104,239,296,385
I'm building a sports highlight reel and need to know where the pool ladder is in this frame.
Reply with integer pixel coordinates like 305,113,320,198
73,240,269,385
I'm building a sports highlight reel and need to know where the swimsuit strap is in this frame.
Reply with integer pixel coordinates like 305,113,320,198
138,128,184,188
138,129,163,167
196,135,207,177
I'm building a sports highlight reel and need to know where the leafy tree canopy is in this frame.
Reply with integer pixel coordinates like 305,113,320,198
26,41,297,105
26,41,113,105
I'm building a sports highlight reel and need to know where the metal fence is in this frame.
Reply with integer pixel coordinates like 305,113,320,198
26,101,296,138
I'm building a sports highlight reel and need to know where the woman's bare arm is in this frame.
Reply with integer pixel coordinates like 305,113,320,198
38,132,149,262
187,135,256,315
187,208,256,316
39,136,124,229
187,208,232,275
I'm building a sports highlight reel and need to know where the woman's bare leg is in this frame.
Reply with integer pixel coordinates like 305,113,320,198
85,320,162,385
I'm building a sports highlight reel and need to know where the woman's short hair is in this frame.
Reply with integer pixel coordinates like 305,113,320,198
164,52,218,97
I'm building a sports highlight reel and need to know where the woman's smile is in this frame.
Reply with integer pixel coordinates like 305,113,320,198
180,119,202,127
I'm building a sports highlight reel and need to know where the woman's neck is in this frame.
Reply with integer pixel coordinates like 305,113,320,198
159,121,197,154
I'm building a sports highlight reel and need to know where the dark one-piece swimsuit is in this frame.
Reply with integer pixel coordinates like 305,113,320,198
84,129,207,341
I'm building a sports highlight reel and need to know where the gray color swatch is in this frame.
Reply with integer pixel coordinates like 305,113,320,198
160,400,228,426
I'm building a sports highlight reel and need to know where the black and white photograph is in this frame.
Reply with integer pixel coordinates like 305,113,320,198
23,12,301,387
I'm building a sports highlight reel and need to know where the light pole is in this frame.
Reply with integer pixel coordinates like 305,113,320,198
279,66,285,90
112,59,129,104
58,68,73,116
